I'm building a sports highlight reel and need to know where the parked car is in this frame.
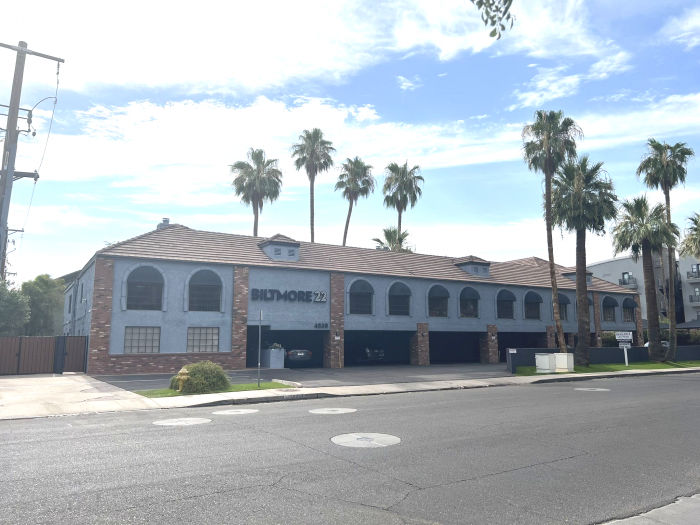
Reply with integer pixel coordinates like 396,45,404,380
357,347,385,363
644,341,669,348
285,349,312,362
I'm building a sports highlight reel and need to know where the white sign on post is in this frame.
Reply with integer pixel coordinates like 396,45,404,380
615,331,633,341
619,341,631,366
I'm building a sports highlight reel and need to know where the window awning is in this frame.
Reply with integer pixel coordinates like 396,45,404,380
388,282,411,296
350,279,374,294
429,285,450,298
602,296,619,307
557,293,571,305
524,291,543,303
623,297,638,308
497,289,516,302
460,287,480,300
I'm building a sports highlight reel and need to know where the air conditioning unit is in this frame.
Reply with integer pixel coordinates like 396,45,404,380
535,353,556,374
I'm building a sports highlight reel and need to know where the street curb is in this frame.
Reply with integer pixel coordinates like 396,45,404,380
530,367,700,384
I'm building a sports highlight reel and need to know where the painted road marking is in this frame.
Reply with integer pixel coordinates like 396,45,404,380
309,408,357,414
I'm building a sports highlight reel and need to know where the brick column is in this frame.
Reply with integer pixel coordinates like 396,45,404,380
324,273,345,368
479,324,499,363
592,292,602,347
546,325,556,348
410,322,430,365
231,266,249,366
633,296,644,346
87,256,114,375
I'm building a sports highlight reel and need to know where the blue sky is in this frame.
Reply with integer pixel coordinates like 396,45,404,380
2,0,700,283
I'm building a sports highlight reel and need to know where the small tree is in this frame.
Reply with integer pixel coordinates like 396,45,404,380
0,280,30,336
21,275,65,336
372,227,414,253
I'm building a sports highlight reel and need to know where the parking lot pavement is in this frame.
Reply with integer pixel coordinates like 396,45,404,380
95,362,512,391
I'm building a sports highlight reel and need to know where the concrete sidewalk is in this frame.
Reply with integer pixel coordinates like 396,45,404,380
604,493,700,524
2,366,699,420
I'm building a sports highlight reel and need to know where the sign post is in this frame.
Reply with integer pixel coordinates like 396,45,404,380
616,332,633,367
258,310,262,388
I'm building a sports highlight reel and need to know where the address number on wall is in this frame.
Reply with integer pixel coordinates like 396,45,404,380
314,323,329,329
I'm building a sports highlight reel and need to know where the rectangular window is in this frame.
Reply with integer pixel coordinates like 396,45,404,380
559,304,568,321
460,299,478,318
124,326,161,354
497,300,513,319
603,306,615,322
389,296,410,316
622,272,630,285
428,297,448,317
349,293,373,315
524,302,540,320
274,247,282,255
187,327,219,352
127,283,163,310
623,307,635,323
695,287,700,296
473,266,479,274
288,249,295,256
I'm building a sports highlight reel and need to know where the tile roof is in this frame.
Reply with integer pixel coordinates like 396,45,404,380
258,233,299,246
98,225,633,294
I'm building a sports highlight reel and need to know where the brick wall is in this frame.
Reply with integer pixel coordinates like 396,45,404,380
592,292,602,347
479,324,499,363
410,322,430,365
323,272,345,368
88,261,248,375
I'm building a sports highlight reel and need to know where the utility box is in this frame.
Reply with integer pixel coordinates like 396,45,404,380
555,352,574,372
535,353,556,374
261,347,285,369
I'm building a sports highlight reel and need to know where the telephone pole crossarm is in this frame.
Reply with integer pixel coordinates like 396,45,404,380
0,42,64,63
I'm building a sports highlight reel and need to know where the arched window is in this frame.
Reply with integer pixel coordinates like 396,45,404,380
557,293,571,321
349,279,374,315
127,266,164,310
459,287,480,318
524,291,543,320
428,285,449,317
388,282,411,316
189,270,222,312
497,289,516,319
623,297,637,322
602,296,618,322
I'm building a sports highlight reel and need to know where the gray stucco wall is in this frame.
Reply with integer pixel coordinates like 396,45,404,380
588,257,646,320
63,260,95,337
247,267,331,330
109,258,234,355
680,255,700,322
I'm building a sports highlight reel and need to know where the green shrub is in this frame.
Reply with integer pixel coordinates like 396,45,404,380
601,332,617,347
690,330,700,345
168,361,230,394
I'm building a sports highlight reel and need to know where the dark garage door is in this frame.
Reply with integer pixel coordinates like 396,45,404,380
344,330,412,366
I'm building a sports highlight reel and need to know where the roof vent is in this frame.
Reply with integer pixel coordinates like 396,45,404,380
157,218,170,230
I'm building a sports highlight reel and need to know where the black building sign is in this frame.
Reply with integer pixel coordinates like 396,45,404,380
251,289,327,303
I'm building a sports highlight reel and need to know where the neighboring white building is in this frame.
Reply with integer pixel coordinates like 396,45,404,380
680,256,700,322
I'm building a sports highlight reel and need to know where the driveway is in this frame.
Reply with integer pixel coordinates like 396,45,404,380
95,362,511,391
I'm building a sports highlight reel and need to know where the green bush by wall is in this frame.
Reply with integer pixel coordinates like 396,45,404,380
168,361,230,394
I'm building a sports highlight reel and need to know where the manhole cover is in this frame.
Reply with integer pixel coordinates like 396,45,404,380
153,418,211,426
331,433,401,448
212,409,259,415
309,408,357,414
575,388,610,392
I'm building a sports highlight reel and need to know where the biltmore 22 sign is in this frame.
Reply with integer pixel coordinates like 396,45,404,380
251,288,327,303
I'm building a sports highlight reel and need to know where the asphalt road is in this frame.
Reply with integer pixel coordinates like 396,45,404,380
95,362,511,391
2,374,700,524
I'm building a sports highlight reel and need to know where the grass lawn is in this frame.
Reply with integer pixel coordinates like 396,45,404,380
515,361,693,377
136,382,290,398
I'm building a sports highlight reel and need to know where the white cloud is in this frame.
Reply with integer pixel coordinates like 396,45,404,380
587,51,633,80
509,67,583,110
438,73,448,77
396,75,422,91
470,115,489,120
659,6,700,50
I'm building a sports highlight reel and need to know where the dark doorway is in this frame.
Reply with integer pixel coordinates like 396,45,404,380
246,327,324,368
344,330,412,366
429,331,481,364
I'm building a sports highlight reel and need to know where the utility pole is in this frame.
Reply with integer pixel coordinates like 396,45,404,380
0,41,64,280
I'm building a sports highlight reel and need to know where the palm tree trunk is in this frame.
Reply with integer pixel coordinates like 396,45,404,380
342,200,353,246
253,202,259,237
545,169,568,353
664,188,677,361
310,178,315,243
397,209,402,237
643,239,663,361
575,228,590,366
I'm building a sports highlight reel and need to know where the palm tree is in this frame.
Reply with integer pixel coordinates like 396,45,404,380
335,157,375,246
522,110,583,353
552,155,618,366
679,212,700,259
636,139,695,361
372,226,413,253
290,128,336,243
612,196,679,361
229,148,283,237
382,161,423,234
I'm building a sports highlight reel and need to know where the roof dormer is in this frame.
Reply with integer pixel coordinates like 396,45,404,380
453,255,491,277
562,267,592,284
258,234,300,262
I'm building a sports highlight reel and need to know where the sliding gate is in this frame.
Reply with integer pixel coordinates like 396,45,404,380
0,336,87,376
